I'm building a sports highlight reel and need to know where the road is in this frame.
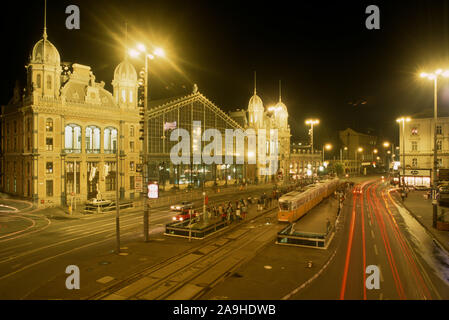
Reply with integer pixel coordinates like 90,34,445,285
291,179,449,300
0,186,274,299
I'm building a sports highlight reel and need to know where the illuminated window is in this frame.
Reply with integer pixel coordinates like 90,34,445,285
129,90,133,103
86,126,101,153
46,137,53,151
65,124,81,152
104,127,117,153
411,127,418,135
46,162,53,173
130,161,135,171
121,89,126,103
46,118,53,132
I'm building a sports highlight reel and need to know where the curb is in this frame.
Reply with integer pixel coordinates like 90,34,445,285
389,190,449,255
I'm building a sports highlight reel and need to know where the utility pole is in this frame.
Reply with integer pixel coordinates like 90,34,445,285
432,77,438,228
143,54,150,241
115,128,121,254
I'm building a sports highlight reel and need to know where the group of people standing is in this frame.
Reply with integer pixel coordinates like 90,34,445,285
209,199,249,223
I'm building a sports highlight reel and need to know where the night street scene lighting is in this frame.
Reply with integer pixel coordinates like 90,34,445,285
0,0,449,312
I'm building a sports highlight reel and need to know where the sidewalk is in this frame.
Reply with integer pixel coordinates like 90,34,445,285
400,190,449,253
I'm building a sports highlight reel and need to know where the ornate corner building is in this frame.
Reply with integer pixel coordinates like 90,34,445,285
0,30,141,207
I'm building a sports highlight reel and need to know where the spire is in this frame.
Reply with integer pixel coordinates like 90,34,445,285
124,21,128,60
279,80,282,102
43,0,47,40
254,71,257,95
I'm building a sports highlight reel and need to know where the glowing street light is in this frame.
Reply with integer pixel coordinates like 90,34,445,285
396,117,411,184
129,42,166,242
305,119,319,152
322,143,332,163
420,68,449,228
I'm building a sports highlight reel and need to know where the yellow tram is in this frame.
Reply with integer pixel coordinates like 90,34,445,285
278,178,339,223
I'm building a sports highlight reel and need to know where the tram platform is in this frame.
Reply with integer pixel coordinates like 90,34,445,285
277,195,339,249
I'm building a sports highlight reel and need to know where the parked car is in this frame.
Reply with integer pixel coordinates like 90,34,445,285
170,201,193,212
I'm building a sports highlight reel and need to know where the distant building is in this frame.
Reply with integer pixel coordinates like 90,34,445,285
398,116,449,186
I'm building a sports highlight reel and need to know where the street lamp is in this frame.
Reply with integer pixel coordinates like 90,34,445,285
383,141,393,173
355,147,363,175
396,117,411,187
420,69,449,228
323,143,332,163
130,43,165,242
305,119,319,152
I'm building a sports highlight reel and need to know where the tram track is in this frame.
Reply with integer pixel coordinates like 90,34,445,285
89,205,281,300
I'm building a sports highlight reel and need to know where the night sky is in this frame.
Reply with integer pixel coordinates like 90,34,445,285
4,0,449,157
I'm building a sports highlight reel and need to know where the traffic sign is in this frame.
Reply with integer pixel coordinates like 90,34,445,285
148,182,159,199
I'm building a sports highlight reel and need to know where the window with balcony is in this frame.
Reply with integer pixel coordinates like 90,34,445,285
65,124,81,153
86,126,101,153
104,127,117,153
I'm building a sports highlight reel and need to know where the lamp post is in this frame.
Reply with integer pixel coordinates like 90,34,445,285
355,147,363,175
420,69,449,228
130,44,165,241
396,117,411,188
305,119,319,152
383,141,391,174
322,143,332,163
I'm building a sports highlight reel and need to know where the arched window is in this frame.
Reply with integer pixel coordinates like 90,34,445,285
129,90,133,103
36,74,41,89
47,75,52,90
46,118,53,132
64,124,81,153
121,89,126,103
104,127,118,153
130,125,134,137
86,126,101,153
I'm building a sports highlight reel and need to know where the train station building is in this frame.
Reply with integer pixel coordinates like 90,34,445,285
0,28,292,207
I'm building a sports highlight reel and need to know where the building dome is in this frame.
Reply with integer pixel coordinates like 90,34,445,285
274,100,287,113
113,60,137,82
248,93,263,111
30,39,61,66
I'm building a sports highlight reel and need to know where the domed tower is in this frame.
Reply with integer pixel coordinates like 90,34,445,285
112,58,138,108
273,80,288,129
248,72,264,128
26,7,62,99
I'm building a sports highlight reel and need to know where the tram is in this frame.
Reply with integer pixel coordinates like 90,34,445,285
278,178,339,223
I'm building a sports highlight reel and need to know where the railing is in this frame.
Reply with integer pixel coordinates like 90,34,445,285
276,222,334,249
86,149,101,154
165,219,228,239
64,148,81,154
